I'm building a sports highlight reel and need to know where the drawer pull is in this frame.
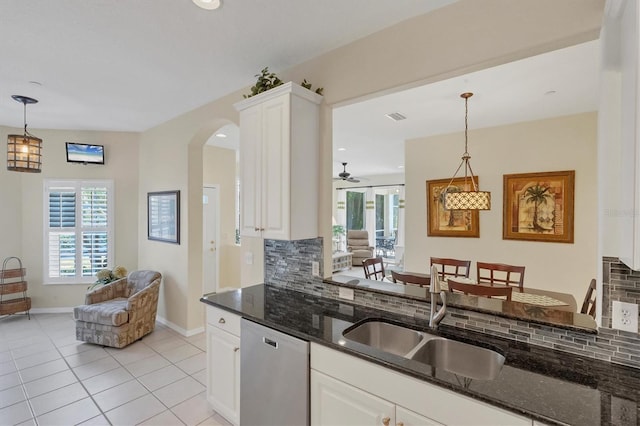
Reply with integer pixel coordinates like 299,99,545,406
218,318,226,324
397,423,404,426
234,347,240,352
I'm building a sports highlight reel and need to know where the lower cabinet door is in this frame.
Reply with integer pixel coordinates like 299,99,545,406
206,326,240,426
396,405,443,426
311,370,395,426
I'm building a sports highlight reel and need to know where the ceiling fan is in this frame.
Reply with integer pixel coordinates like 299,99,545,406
334,162,360,183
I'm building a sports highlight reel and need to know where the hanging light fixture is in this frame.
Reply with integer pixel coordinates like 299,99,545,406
443,92,491,210
7,95,42,173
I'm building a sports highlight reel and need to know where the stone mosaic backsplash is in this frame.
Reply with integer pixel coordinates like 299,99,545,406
264,244,640,370
264,238,324,288
603,256,640,330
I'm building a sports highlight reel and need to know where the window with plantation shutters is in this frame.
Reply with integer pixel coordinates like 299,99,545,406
44,180,114,284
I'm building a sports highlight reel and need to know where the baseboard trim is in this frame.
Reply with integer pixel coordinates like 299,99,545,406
29,307,74,314
156,316,204,337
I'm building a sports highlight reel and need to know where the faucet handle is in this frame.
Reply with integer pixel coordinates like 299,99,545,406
430,265,441,293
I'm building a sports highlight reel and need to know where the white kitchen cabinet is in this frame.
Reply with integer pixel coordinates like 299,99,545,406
205,306,241,426
311,343,531,426
396,406,443,426
235,82,322,240
311,370,442,426
311,370,396,426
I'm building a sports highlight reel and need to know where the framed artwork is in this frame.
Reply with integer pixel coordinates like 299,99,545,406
503,170,574,243
426,177,480,238
148,190,180,244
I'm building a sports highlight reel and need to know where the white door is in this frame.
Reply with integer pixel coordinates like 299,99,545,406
203,186,219,294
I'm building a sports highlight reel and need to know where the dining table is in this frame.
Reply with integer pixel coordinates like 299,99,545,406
383,269,577,312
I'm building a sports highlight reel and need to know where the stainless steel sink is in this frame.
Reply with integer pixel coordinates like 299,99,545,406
342,320,426,357
342,319,505,381
408,337,505,380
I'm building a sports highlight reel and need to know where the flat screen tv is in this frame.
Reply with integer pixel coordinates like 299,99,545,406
66,142,105,165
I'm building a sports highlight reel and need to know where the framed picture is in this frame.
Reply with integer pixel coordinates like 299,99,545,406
503,170,574,243
148,190,180,244
426,177,480,238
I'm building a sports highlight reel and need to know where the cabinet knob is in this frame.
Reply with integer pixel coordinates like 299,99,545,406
382,417,390,426
234,347,240,352
397,423,404,426
218,318,226,324
255,227,260,232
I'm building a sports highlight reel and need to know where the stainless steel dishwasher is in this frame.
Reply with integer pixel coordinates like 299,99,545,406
240,318,309,426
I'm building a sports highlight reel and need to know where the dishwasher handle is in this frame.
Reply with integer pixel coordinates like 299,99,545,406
263,337,278,349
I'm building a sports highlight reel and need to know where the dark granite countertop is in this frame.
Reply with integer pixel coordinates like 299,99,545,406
200,284,640,426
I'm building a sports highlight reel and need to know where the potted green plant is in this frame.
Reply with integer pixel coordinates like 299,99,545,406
243,67,323,98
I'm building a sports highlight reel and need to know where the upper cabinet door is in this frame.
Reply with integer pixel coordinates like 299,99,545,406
239,105,262,238
261,94,290,240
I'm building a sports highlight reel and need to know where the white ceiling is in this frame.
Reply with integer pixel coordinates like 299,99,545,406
332,40,600,179
0,0,456,132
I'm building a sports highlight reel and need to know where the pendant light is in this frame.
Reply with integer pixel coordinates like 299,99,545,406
443,92,491,210
7,95,42,173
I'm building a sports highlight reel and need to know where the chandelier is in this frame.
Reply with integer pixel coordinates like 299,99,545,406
443,92,491,210
7,95,42,173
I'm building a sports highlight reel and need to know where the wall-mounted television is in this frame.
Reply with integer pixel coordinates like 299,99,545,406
66,142,105,165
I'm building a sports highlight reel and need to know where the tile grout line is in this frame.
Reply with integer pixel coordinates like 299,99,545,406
1,316,213,426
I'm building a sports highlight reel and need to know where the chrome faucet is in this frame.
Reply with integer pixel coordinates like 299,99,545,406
429,265,447,328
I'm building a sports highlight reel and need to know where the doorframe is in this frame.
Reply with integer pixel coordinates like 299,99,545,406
203,184,221,294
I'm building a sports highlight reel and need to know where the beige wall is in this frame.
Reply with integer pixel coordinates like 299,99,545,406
135,0,603,333
0,126,139,309
203,145,241,288
405,113,598,304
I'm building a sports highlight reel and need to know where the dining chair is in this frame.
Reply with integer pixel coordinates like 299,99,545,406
447,279,513,301
476,262,525,292
430,257,471,281
390,270,430,287
580,278,596,318
362,257,386,281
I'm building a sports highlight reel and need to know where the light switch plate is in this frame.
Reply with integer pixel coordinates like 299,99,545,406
612,301,639,332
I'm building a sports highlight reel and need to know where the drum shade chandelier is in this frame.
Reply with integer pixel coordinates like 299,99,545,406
443,92,491,210
7,95,42,173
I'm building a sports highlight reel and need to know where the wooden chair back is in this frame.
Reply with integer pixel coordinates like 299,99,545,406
362,257,386,281
476,262,525,291
390,271,430,287
430,257,471,281
447,279,513,301
580,278,596,318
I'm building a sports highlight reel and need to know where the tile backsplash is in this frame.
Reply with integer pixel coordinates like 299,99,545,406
264,243,640,369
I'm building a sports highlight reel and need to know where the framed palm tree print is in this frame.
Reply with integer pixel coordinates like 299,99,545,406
503,170,575,243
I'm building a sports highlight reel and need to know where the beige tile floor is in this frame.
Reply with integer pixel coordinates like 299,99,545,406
0,313,232,426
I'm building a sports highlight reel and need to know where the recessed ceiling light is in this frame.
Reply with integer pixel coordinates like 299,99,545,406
216,133,227,138
193,0,221,10
337,147,346,151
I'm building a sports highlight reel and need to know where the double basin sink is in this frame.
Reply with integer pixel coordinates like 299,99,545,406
342,320,505,381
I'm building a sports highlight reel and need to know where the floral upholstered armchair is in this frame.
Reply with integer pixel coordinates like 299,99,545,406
74,270,162,348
